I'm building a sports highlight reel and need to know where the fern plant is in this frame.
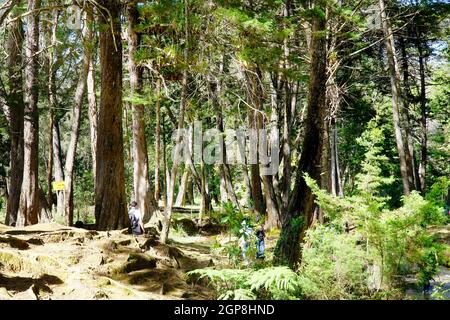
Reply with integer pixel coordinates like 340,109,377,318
187,266,300,300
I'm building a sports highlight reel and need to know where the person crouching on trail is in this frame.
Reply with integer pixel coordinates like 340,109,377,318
128,201,145,236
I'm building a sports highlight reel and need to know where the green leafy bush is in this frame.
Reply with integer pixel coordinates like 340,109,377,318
303,174,446,296
215,201,245,237
298,226,369,299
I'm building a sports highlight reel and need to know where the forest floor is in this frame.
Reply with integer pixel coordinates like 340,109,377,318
0,221,229,300
1,219,449,300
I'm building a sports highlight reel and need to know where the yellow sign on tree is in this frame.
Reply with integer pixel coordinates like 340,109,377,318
52,181,65,191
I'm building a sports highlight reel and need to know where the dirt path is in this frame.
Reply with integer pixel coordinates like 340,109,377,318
0,223,222,300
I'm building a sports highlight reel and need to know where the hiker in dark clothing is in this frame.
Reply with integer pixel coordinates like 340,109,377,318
255,227,265,259
128,201,145,236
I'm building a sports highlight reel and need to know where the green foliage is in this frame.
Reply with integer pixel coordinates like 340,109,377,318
248,266,300,299
298,226,368,299
355,119,395,198
417,246,440,288
211,202,263,266
187,266,300,300
302,8,326,22
426,177,450,208
303,173,447,297
187,268,250,299
217,201,245,237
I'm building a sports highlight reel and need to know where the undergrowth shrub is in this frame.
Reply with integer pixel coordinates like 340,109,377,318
298,226,369,299
187,266,300,300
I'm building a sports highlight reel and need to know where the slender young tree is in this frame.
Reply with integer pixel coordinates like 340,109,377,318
175,168,189,206
86,4,98,182
379,0,413,195
63,12,93,226
207,58,240,210
415,25,428,193
127,3,160,223
161,0,189,243
52,121,65,216
46,8,58,210
244,67,265,218
154,78,161,201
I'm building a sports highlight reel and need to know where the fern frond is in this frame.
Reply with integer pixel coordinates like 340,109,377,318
219,289,257,300
247,266,300,294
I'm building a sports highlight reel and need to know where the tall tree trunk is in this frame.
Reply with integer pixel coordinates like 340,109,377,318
264,92,281,229
63,15,92,227
5,12,24,226
333,121,344,196
186,175,194,205
399,36,420,192
199,161,208,223
249,134,265,217
162,115,168,208
270,107,283,214
124,103,132,163
246,66,280,226
379,0,412,195
242,163,252,209
38,187,52,223
95,0,127,230
160,0,189,243
281,87,293,212
175,168,189,207
187,123,212,217
219,171,228,204
327,85,342,198
127,4,160,223
46,9,58,210
281,0,293,214
330,121,337,197
325,7,342,199
262,174,281,229
318,117,330,224
53,121,64,216
274,3,327,268
47,113,54,207
154,78,162,201
415,27,427,193
17,0,41,227
245,67,265,217
161,75,187,243
86,5,98,182
208,60,240,209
